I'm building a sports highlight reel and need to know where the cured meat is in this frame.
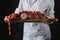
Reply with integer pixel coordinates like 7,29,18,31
19,11,47,19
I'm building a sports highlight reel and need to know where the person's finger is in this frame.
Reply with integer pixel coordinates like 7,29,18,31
46,16,52,19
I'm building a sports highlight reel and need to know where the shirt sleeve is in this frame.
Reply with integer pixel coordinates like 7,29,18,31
14,0,23,13
47,0,55,18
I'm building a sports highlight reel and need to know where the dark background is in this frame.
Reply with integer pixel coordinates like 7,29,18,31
0,0,60,40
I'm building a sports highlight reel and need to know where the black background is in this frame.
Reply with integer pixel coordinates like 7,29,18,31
0,0,60,40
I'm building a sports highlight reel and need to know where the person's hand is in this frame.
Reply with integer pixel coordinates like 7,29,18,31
4,16,10,23
4,13,18,23
46,16,52,19
44,16,53,24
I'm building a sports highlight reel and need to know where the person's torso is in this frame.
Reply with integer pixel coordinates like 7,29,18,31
22,0,50,39
22,0,49,13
